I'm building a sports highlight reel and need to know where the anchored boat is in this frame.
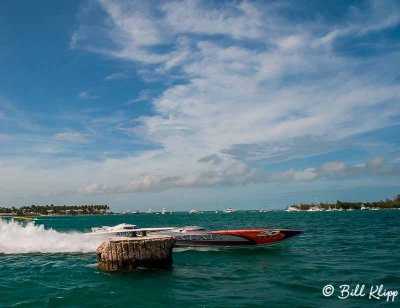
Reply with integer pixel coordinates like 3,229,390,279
188,209,203,214
223,207,237,213
12,216,35,221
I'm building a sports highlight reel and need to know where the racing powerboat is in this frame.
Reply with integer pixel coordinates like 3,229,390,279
159,226,303,247
87,223,303,247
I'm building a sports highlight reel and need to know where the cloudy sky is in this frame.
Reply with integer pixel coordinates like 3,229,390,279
0,0,399,211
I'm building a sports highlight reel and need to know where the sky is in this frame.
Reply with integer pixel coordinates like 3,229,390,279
0,0,399,211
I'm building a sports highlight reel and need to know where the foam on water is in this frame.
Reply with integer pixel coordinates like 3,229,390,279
0,219,103,254
174,246,221,252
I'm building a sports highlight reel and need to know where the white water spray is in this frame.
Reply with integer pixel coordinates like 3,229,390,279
0,219,103,254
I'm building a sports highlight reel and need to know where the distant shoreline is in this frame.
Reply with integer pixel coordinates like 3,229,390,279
1,195,399,217
0,204,110,217
2,209,400,219
285,196,400,212
0,213,114,218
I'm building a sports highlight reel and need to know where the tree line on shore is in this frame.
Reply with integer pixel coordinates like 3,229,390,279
0,204,110,216
288,194,400,210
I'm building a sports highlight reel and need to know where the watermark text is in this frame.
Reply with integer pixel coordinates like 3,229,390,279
322,284,398,302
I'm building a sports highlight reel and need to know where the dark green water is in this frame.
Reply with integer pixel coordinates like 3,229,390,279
1,211,399,307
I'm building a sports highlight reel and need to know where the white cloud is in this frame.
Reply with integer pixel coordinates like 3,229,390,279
104,72,126,81
268,157,399,185
161,0,264,40
320,161,348,174
317,0,400,47
76,161,259,194
366,156,385,170
54,132,91,143
198,154,223,165
78,91,98,99
77,182,110,194
126,89,152,105
76,157,399,194
270,168,318,182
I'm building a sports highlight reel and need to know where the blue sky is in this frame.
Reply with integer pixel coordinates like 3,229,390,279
0,0,399,211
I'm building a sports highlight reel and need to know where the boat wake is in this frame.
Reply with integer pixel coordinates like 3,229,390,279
0,219,103,254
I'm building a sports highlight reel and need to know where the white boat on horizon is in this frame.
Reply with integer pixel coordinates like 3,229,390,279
223,207,237,213
161,208,172,214
189,209,203,214
285,206,300,212
307,206,322,212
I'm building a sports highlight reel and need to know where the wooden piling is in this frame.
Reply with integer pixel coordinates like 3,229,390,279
96,234,176,272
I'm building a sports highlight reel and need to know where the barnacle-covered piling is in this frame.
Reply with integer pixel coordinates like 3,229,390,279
96,235,175,272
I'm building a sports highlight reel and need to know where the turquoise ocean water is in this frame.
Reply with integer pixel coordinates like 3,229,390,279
0,211,399,307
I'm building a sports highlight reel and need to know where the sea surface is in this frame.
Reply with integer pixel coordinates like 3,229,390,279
0,210,399,307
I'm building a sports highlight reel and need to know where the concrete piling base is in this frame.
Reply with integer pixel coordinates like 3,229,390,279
96,234,176,272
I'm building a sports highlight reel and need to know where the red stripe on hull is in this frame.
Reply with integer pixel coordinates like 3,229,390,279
175,240,252,247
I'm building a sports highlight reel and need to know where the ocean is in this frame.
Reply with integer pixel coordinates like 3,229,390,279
0,210,399,307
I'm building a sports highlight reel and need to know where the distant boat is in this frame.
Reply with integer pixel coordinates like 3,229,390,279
307,206,322,212
223,208,237,213
361,204,369,210
259,208,271,213
161,208,172,214
285,206,300,212
132,210,140,214
147,208,153,214
189,209,203,214
12,216,34,221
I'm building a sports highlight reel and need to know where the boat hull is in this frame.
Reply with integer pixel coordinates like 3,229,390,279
170,229,303,247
